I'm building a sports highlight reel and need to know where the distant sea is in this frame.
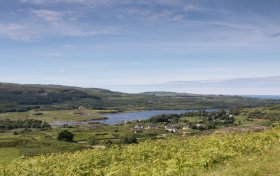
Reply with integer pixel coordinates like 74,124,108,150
244,95,280,100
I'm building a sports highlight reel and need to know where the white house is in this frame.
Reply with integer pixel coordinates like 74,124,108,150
147,125,159,129
182,126,191,130
165,126,178,133
133,125,144,129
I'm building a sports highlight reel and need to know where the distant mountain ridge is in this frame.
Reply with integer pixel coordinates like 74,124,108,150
0,82,279,113
140,92,195,97
244,95,280,100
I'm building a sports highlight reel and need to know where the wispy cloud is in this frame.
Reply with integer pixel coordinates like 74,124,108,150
31,9,63,24
108,76,280,95
63,44,76,50
10,0,280,46
0,5,123,43
0,22,122,41
268,32,280,38
32,51,64,57
183,4,198,12
21,0,114,5
123,8,184,22
0,23,40,41
20,0,45,4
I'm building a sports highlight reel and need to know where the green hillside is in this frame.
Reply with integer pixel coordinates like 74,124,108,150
1,127,279,176
0,83,279,113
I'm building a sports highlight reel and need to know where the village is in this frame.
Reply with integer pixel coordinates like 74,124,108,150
128,110,237,134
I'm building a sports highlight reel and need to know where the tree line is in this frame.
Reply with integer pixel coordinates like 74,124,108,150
0,119,51,130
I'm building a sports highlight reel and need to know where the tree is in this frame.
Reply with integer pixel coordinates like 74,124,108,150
87,135,98,145
123,135,138,144
57,130,74,142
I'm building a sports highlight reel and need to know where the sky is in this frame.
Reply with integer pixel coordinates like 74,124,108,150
0,0,280,95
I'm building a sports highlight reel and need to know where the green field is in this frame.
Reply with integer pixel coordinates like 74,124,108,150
0,109,113,123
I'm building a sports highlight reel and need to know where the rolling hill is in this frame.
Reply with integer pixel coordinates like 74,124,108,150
0,82,279,113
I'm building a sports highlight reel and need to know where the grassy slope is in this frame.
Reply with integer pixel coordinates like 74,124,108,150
201,145,280,176
0,148,20,164
0,132,87,165
1,127,279,176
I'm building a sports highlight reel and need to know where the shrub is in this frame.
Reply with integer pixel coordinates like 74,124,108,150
33,112,44,116
57,130,74,142
102,140,114,147
87,136,99,146
123,135,138,144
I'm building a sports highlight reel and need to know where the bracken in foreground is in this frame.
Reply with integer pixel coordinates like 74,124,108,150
1,127,279,176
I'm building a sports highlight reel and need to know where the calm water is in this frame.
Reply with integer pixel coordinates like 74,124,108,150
99,110,190,125
50,109,217,126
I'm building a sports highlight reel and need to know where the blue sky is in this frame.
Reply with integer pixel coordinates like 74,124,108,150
0,0,280,94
